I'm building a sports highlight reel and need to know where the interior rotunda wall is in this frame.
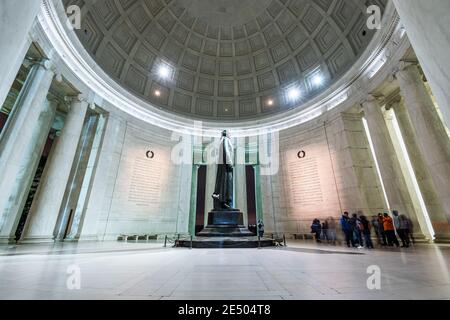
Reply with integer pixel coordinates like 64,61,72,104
75,108,385,240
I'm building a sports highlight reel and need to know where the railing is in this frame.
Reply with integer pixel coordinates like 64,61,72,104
269,234,287,247
164,234,194,249
117,233,291,249
117,234,158,242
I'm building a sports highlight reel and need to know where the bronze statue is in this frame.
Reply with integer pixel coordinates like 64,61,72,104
197,129,253,237
212,130,234,210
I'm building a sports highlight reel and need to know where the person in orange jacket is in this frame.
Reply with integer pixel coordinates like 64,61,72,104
383,213,399,247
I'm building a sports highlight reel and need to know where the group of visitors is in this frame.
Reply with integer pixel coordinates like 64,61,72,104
310,210,414,249
310,217,337,245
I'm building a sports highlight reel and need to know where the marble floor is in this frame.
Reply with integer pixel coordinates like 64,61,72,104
1,240,450,300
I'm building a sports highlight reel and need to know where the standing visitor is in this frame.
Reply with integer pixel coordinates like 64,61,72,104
326,217,337,245
371,215,381,245
311,219,322,243
322,220,329,243
398,215,411,248
350,213,363,248
257,220,265,238
383,213,400,247
360,215,374,249
378,213,388,246
340,212,354,247
393,210,401,241
406,217,415,245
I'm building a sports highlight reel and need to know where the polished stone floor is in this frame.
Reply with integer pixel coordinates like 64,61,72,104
1,240,450,300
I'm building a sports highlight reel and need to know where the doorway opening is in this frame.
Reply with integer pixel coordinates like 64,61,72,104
194,165,207,235
15,130,56,241
246,165,257,235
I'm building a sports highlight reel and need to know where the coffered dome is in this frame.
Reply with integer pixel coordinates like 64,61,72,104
64,0,387,121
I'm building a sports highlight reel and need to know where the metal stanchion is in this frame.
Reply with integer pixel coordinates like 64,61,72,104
283,234,287,247
190,235,193,250
164,235,167,247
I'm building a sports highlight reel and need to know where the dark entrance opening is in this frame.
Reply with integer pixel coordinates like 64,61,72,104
195,165,207,235
0,113,8,133
15,130,56,242
246,165,257,235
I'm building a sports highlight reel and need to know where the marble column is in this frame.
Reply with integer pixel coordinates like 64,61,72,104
21,95,90,243
362,95,416,220
54,113,100,241
79,115,127,241
392,0,450,131
0,60,55,243
396,64,450,240
391,100,446,240
337,112,386,215
0,0,41,107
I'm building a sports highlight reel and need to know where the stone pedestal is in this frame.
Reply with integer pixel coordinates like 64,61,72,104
207,210,243,226
197,210,253,237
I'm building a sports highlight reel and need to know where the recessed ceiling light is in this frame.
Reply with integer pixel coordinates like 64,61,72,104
312,74,323,86
154,90,161,97
287,88,301,101
267,99,274,106
157,64,171,79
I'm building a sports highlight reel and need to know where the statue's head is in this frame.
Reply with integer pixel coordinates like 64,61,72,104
222,130,227,137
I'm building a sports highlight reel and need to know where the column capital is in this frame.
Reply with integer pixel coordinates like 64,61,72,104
24,57,54,71
392,60,419,77
47,96,61,109
65,93,90,105
385,96,402,110
360,93,384,106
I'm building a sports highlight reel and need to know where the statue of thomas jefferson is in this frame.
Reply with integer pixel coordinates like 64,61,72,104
197,129,253,237
212,130,234,210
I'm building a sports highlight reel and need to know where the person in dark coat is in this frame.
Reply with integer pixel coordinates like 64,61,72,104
257,220,265,238
406,217,415,245
398,215,410,248
340,212,355,247
360,215,374,249
350,213,363,248
371,215,381,245
311,219,322,243
321,221,329,242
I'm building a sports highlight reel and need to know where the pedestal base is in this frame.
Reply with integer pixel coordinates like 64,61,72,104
197,210,254,237
434,234,450,243
176,237,276,248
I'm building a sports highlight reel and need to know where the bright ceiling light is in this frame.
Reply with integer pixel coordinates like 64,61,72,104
157,64,171,79
267,99,274,106
312,74,323,86
154,90,161,97
287,88,301,101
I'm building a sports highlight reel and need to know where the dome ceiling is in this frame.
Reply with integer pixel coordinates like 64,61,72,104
64,0,387,121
